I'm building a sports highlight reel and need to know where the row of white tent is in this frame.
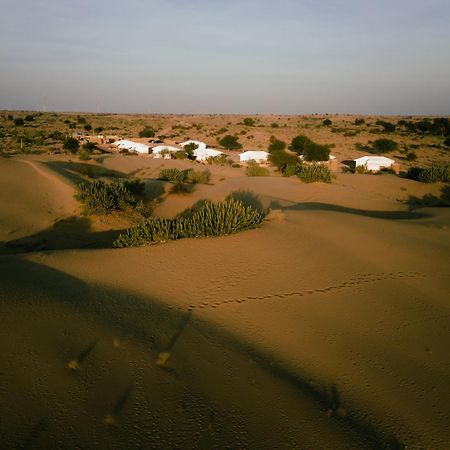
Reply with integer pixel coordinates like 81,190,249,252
113,140,396,171
113,139,271,163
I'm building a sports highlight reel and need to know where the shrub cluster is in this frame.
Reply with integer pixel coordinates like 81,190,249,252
75,179,144,214
219,134,242,150
113,198,265,247
158,168,210,184
375,120,396,133
398,118,450,136
289,135,331,161
407,163,449,183
297,163,332,183
246,160,269,176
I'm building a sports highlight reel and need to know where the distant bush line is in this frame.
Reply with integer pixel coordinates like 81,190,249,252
114,198,265,247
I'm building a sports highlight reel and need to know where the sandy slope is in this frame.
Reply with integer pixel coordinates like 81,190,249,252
0,154,449,449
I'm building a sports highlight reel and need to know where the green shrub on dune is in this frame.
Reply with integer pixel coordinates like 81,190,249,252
114,198,265,247
75,179,144,214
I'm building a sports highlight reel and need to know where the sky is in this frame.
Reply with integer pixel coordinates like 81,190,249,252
1,0,449,114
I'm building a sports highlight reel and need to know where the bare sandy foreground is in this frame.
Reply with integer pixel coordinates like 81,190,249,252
0,154,449,449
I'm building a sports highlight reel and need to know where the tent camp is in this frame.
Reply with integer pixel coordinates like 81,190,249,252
180,140,207,150
113,140,149,154
193,147,223,161
354,156,395,172
239,151,270,163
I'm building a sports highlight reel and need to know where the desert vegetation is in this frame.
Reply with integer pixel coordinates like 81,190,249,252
114,197,265,247
407,163,449,183
75,179,145,215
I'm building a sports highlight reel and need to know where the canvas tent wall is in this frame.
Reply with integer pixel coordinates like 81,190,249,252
354,156,395,172
239,151,270,163
114,140,149,154
193,148,223,161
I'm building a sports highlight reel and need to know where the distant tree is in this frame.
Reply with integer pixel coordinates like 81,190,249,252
69,123,77,129
219,135,242,150
371,138,398,153
63,137,80,153
7,114,14,121
444,137,450,147
24,115,34,121
242,117,255,127
289,135,314,154
354,118,365,125
14,118,25,126
84,124,92,132
183,142,198,160
268,136,286,152
82,141,97,151
139,127,155,138
303,143,330,162
77,116,87,124
376,120,396,133
271,122,279,128
94,126,104,134
323,119,332,126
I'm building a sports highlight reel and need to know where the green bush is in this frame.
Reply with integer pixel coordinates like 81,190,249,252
78,149,91,161
159,168,189,183
246,160,269,176
82,141,97,151
63,137,80,153
173,150,187,159
289,135,313,154
406,151,417,161
323,119,332,126
271,123,279,128
159,168,210,184
407,163,449,183
283,163,301,177
139,128,155,138
376,120,396,133
371,138,398,153
269,149,299,172
207,154,229,166
243,117,255,126
186,169,211,184
303,142,330,161
14,118,25,126
75,179,143,214
297,163,332,183
268,136,286,152
113,198,265,247
444,137,450,147
219,134,242,150
354,118,365,125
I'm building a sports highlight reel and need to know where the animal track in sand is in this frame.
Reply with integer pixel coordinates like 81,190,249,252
172,271,423,312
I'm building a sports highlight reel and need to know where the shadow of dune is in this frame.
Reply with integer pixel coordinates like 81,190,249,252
0,216,127,255
407,184,450,210
44,161,128,185
228,190,265,213
269,199,431,220
0,257,408,449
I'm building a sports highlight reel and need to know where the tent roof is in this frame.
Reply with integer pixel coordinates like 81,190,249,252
354,156,395,164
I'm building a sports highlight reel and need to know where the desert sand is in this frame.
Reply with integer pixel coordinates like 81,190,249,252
0,152,449,449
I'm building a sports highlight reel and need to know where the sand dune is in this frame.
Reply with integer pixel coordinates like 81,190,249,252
0,154,449,449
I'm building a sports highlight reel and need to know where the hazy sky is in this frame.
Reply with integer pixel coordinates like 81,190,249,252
1,0,449,114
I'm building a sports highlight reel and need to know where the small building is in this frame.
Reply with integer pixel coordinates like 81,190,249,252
180,140,207,150
193,147,223,161
354,156,396,172
239,150,270,163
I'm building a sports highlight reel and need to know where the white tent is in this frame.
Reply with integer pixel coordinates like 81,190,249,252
194,147,223,161
113,140,149,154
180,140,207,150
151,145,181,154
299,154,336,162
354,156,395,172
239,151,270,163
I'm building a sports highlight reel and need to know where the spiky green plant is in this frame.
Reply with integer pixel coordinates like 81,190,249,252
113,198,265,247
75,179,142,214
297,163,332,183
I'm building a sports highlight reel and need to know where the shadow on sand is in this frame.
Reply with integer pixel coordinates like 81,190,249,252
0,216,127,254
0,257,407,449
